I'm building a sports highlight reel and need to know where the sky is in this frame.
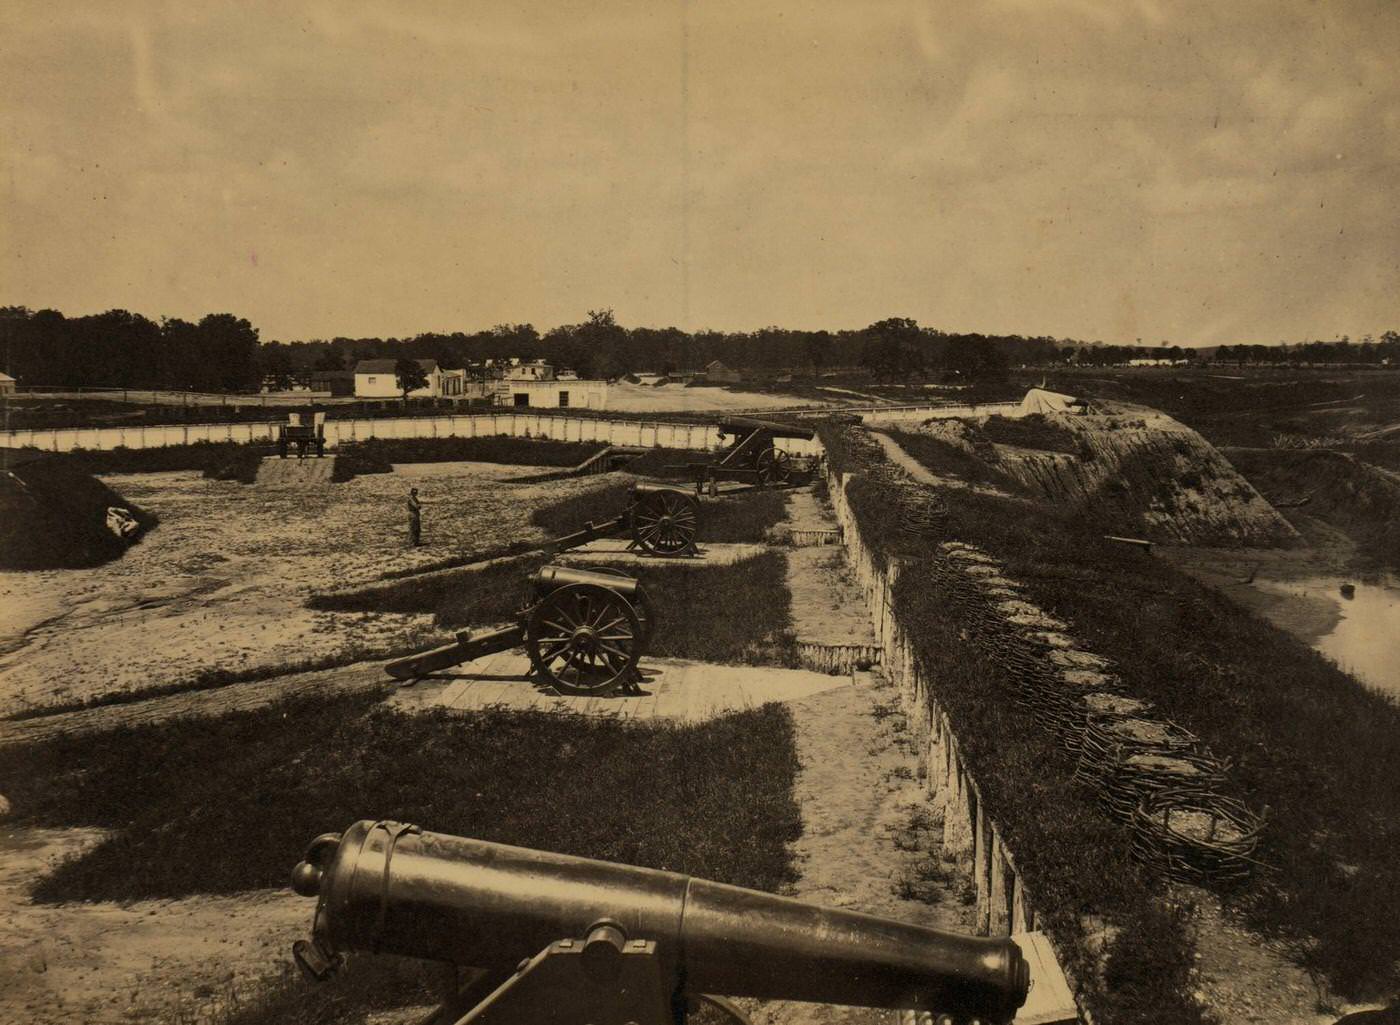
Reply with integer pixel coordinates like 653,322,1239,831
1,0,1397,346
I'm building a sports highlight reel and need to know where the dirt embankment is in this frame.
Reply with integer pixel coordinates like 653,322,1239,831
1,456,157,570
1223,447,1400,571
912,408,1297,546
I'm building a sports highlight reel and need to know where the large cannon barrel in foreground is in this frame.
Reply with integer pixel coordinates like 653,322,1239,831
292,821,1029,1023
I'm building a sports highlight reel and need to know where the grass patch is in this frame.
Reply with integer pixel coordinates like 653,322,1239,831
2,689,801,901
885,430,1019,491
0,689,802,1024
841,423,1400,1006
529,482,789,544
974,413,1079,454
44,441,268,483
572,553,799,666
1,629,443,721
314,553,548,624
329,436,605,482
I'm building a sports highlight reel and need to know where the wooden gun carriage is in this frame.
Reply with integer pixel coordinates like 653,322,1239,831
546,483,702,558
385,564,656,695
277,410,326,458
677,417,816,495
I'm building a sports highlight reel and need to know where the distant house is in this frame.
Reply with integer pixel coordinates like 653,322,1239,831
704,360,741,384
1127,358,1186,367
354,358,452,398
0,372,15,395
503,360,555,382
495,376,608,410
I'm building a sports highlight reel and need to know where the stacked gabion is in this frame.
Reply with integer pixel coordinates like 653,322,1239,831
1075,714,1202,792
1101,750,1228,820
870,470,1266,886
1062,692,1152,752
1131,792,1264,886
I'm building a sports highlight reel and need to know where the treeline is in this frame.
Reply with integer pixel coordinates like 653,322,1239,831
1214,334,1400,366
1,307,259,391
272,311,1062,382
4,304,1397,394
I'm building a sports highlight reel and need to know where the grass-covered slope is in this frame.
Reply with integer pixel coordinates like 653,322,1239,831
822,420,1400,1015
0,688,802,1025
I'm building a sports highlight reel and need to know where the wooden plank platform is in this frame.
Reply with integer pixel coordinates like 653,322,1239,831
386,652,853,722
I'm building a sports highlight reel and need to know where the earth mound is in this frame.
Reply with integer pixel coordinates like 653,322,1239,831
908,405,1297,546
0,451,157,569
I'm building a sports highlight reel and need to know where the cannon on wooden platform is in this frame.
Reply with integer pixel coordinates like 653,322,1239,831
385,564,656,694
290,821,1030,1025
676,417,817,495
545,482,701,558
277,410,326,459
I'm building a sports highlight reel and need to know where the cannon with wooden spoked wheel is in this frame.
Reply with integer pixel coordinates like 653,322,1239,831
544,483,701,558
385,564,651,695
674,417,816,495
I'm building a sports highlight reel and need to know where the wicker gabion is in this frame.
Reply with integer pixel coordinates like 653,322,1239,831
1099,749,1229,820
899,491,949,541
1131,791,1264,885
1058,691,1152,751
1075,714,1202,790
1041,671,1123,745
918,535,1268,886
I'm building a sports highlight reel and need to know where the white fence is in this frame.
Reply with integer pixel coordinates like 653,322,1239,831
0,413,825,457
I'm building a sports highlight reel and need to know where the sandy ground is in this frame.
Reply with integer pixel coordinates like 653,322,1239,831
0,463,622,717
0,826,309,1025
604,382,830,413
749,677,972,1025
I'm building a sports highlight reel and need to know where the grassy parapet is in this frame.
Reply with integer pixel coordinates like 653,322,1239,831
329,436,607,482
825,419,1400,1008
0,689,802,1024
529,481,789,545
12,441,267,483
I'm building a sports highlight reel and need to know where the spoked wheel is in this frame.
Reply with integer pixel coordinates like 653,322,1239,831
629,488,700,555
526,583,642,695
587,566,658,647
755,448,792,487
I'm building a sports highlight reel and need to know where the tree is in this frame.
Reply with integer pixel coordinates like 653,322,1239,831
861,318,925,380
394,357,429,403
259,344,294,391
198,313,260,391
313,347,345,371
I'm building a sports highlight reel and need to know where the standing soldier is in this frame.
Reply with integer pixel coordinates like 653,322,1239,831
407,487,423,546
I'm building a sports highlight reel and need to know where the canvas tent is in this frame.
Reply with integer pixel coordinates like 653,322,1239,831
1019,387,1083,416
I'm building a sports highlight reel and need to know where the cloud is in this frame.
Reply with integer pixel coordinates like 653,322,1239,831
1,0,1397,343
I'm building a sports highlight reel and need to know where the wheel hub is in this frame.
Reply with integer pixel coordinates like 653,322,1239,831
571,625,598,654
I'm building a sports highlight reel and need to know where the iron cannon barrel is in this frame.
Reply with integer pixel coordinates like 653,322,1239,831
531,563,641,598
294,822,1028,1022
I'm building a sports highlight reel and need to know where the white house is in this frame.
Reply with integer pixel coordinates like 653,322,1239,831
503,360,556,382
354,358,448,398
0,372,15,395
495,377,608,409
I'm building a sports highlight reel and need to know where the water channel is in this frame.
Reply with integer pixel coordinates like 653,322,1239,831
1254,572,1400,698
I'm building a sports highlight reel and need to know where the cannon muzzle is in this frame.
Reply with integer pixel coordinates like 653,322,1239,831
292,821,1029,1023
